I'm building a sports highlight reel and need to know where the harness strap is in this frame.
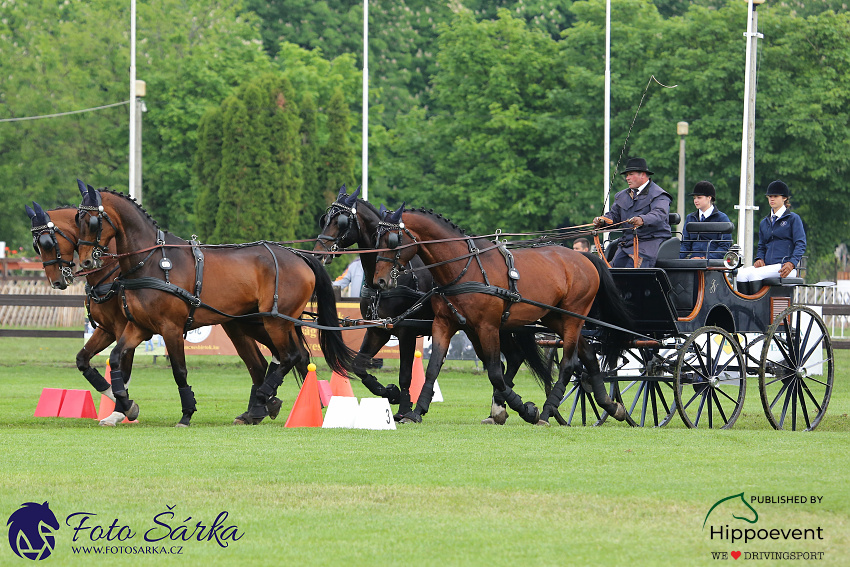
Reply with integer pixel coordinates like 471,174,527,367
183,239,205,334
496,242,520,323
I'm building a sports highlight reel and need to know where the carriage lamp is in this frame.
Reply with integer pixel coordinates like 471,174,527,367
724,245,743,271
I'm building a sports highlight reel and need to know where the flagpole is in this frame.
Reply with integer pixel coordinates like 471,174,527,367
361,1,369,201
129,0,137,201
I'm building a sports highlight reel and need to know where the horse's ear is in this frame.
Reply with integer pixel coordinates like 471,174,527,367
76,179,87,196
378,204,388,218
351,184,361,200
86,184,98,205
389,203,405,224
25,204,36,220
336,184,347,199
33,202,47,220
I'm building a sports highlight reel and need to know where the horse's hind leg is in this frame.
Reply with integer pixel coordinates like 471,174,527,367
254,323,303,417
223,322,272,425
353,328,398,402
539,346,581,423
576,336,625,421
158,325,198,427
482,332,521,425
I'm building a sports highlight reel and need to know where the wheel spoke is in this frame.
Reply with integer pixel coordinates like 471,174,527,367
797,380,811,430
769,379,792,411
778,378,796,429
715,385,741,405
800,380,823,414
694,391,708,427
712,389,730,425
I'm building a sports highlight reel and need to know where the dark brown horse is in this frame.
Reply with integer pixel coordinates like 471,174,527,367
373,206,633,424
74,186,354,426
26,197,297,425
314,186,550,423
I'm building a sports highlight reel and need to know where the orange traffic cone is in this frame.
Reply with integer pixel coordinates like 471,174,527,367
317,379,333,408
409,350,427,403
284,363,324,427
329,371,355,397
98,363,138,423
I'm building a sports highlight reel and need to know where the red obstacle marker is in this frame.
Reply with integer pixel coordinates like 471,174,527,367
57,390,98,419
317,379,333,408
34,388,66,418
284,364,323,428
329,371,355,397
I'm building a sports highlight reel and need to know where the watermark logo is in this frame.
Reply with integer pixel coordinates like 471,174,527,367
703,492,759,529
7,502,60,561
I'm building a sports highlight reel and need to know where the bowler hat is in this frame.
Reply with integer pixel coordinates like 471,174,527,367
619,157,653,176
765,180,789,197
690,181,716,199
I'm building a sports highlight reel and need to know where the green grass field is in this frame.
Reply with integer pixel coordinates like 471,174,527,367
0,336,847,566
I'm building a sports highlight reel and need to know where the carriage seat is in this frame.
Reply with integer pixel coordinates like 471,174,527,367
603,213,683,263
760,276,805,286
655,220,732,269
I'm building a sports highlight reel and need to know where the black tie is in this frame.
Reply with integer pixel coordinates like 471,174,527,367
700,214,705,222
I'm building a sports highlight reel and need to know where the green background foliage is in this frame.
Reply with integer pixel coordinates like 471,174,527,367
2,0,848,277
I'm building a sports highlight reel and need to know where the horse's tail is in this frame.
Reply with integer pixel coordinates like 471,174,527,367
300,252,358,376
293,325,310,381
511,330,552,392
583,252,634,371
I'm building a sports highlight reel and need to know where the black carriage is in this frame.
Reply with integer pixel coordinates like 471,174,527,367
548,219,834,431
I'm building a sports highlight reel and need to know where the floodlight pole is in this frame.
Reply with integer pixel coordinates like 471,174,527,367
677,122,688,231
736,0,764,265
362,0,369,201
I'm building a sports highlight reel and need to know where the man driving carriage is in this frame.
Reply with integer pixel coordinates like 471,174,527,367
592,157,672,268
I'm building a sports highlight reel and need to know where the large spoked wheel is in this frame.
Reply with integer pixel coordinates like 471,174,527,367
759,306,834,431
543,348,607,426
614,347,677,427
674,327,746,429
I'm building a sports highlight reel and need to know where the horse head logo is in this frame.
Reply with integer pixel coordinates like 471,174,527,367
7,502,60,561
703,492,759,529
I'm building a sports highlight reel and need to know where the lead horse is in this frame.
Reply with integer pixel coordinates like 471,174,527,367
74,186,355,426
373,206,633,424
314,186,551,423
26,195,297,425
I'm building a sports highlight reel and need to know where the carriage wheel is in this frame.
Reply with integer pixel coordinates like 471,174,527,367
759,306,834,431
543,348,607,426
674,327,746,429
615,347,677,427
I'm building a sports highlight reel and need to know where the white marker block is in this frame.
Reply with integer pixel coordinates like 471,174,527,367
353,397,397,430
321,396,360,429
432,380,444,403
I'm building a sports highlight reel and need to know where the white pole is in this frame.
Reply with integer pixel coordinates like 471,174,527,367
129,0,137,201
361,0,369,202
603,0,611,215
737,0,762,265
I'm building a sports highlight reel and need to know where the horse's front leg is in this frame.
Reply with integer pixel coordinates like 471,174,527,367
401,319,456,423
473,328,542,425
393,330,418,420
576,335,625,421
76,327,115,400
105,323,149,424
352,328,398,402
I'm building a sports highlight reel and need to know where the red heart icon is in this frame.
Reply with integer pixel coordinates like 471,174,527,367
731,551,742,560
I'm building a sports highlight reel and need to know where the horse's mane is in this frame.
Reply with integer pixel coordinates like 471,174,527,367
409,207,471,236
54,205,77,211
356,198,380,217
100,188,161,230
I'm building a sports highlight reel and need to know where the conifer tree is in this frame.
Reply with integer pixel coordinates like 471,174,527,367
213,95,251,243
297,91,323,241
321,87,357,202
193,107,223,242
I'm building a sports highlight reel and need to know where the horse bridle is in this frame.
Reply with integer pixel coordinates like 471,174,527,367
31,214,78,286
315,201,361,255
76,197,116,265
375,219,419,287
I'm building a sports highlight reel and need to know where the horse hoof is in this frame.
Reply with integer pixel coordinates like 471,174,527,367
266,397,283,420
175,422,190,428
233,412,263,425
399,411,422,424
481,417,496,425
522,402,540,424
384,384,401,405
535,419,551,427
125,402,140,421
490,402,508,425
393,412,405,422
613,403,627,422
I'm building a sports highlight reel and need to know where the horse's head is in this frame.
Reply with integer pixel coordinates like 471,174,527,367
313,184,362,264
75,180,116,270
25,202,77,289
6,501,60,561
374,203,418,290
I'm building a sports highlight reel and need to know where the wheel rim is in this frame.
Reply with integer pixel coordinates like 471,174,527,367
675,327,746,429
759,306,834,431
615,347,677,427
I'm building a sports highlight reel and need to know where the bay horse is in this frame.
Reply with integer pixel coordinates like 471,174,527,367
314,186,550,423
74,186,354,426
373,206,633,425
25,197,297,426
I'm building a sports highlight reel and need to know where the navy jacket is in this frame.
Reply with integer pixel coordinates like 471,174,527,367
680,209,732,259
756,210,806,267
